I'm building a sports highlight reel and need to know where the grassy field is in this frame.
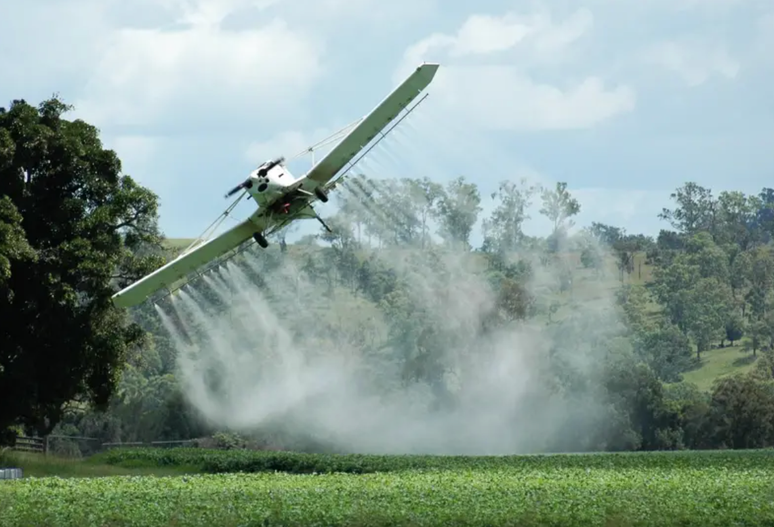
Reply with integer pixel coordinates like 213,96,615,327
0,450,196,479
682,343,759,391
163,237,196,249
1,448,773,526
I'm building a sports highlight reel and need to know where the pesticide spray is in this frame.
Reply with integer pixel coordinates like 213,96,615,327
153,105,625,455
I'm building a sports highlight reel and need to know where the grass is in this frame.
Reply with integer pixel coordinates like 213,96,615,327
163,238,196,250
682,343,759,391
2,449,773,526
0,450,199,479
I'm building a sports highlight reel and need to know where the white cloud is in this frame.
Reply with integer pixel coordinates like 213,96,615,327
75,16,323,130
172,0,281,26
1,0,327,133
447,14,542,56
643,38,740,86
395,8,634,132
419,8,593,60
430,65,634,131
399,7,593,71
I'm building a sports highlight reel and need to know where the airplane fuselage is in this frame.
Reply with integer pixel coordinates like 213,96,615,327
246,161,299,207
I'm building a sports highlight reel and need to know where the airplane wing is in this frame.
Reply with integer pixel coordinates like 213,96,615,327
303,62,439,186
111,214,268,309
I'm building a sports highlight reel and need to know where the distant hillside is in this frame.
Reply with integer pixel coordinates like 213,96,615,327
163,238,197,250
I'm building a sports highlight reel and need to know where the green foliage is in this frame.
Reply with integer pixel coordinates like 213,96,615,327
435,176,481,249
90,445,774,473
540,181,581,253
633,322,693,383
707,374,774,449
481,178,537,253
3,451,774,526
659,182,716,235
0,97,164,440
0,450,195,478
211,431,249,450
725,313,745,346
0,196,36,289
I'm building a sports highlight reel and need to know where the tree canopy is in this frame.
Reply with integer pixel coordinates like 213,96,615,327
0,97,164,440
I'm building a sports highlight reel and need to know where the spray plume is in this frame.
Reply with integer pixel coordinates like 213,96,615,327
153,105,626,455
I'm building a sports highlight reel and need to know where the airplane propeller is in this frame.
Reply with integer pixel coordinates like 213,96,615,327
258,156,285,176
224,179,252,199
224,156,286,199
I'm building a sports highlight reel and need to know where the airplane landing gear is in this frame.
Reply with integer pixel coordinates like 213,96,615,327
253,232,269,248
314,186,329,203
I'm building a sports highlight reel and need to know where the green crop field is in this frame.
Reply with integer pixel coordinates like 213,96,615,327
2,449,774,526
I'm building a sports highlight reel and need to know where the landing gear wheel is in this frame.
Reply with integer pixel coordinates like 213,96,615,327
253,232,269,248
314,186,329,203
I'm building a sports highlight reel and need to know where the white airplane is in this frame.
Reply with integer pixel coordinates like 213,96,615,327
111,62,440,309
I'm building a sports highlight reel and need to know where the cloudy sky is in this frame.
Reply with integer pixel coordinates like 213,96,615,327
3,0,773,244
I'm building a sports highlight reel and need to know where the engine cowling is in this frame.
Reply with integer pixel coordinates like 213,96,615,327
257,156,285,177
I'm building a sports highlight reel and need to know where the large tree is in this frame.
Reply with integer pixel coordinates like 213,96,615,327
481,178,537,254
435,176,481,250
0,97,164,441
659,182,717,237
0,195,35,288
540,181,580,235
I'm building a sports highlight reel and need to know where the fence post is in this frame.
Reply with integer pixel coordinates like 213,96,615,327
44,436,49,457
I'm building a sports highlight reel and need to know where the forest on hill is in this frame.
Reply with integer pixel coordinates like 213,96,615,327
2,97,774,455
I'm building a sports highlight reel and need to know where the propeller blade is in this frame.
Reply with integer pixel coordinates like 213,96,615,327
224,180,251,199
224,186,242,199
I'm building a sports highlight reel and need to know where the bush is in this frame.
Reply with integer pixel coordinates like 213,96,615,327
92,446,774,475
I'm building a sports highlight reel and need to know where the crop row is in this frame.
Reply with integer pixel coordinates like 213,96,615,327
93,446,774,474
2,464,773,526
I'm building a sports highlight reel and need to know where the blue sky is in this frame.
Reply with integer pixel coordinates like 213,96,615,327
3,0,773,245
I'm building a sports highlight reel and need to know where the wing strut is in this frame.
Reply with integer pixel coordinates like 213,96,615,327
288,118,364,164
182,190,247,255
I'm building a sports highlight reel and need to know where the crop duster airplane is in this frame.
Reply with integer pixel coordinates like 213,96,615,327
111,62,440,309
